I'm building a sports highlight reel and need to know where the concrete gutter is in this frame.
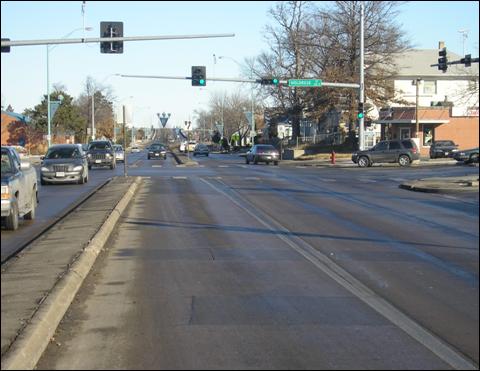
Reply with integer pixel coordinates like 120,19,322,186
1,177,143,370
399,176,479,193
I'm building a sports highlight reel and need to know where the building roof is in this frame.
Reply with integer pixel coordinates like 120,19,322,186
394,49,478,78
1,110,31,123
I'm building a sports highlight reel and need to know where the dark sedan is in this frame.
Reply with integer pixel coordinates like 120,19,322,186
147,143,167,160
246,145,280,165
429,140,458,159
40,144,89,185
453,147,479,164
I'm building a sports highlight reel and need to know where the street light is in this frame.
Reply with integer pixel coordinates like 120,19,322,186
47,27,92,147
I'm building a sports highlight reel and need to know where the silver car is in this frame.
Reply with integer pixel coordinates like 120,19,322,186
40,144,89,185
246,144,280,165
113,144,125,162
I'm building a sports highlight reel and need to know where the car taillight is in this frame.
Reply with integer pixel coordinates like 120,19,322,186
412,147,418,153
1,185,10,200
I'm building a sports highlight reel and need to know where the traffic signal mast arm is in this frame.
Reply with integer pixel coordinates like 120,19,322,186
1,33,235,48
119,74,360,88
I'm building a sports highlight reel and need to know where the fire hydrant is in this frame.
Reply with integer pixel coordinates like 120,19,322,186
330,150,336,164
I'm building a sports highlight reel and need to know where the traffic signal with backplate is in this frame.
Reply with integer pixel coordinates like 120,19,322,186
357,102,364,119
100,21,123,54
191,66,206,86
260,78,279,85
438,47,447,72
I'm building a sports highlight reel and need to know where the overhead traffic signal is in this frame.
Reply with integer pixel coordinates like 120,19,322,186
438,47,448,72
260,78,279,85
1,38,10,53
100,21,124,54
462,54,472,67
357,102,364,119
191,66,206,86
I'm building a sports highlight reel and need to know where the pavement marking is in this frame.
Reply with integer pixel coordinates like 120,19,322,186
172,176,187,180
200,177,478,371
390,178,408,182
358,178,377,183
319,178,336,182
219,165,229,168
151,165,163,168
245,177,260,180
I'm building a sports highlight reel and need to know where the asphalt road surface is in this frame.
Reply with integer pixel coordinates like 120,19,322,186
28,151,480,369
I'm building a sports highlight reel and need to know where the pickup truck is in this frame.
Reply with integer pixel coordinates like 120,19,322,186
1,146,38,230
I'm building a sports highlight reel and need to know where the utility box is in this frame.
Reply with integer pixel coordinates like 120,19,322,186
282,149,304,160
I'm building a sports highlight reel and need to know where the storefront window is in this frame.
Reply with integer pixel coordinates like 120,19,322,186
423,126,434,146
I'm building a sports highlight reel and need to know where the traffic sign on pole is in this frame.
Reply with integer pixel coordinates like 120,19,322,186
288,79,323,87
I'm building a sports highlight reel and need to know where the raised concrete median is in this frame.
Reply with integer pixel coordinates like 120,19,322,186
399,175,479,193
1,176,143,370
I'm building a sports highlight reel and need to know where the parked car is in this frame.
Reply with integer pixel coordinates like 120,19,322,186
147,143,167,159
246,145,280,165
87,140,116,169
352,139,420,167
1,146,38,230
429,140,458,159
40,144,89,185
113,144,125,162
453,147,479,164
193,143,209,157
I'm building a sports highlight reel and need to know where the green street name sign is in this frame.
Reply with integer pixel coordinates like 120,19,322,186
288,79,323,87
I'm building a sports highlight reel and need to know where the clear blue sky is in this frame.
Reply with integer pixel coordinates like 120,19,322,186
1,1,479,129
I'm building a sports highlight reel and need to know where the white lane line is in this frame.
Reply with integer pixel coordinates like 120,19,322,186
245,177,260,180
172,176,187,180
200,177,477,371
358,178,376,183
151,165,162,168
219,165,229,168
319,178,336,182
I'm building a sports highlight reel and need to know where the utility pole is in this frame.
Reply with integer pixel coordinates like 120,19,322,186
123,105,127,177
359,1,365,151
91,93,95,140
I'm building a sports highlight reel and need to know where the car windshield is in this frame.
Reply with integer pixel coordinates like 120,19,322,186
89,142,110,150
436,141,454,146
151,144,164,150
114,146,123,151
45,147,78,159
1,151,13,174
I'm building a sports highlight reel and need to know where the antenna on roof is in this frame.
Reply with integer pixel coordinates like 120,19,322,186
458,29,469,56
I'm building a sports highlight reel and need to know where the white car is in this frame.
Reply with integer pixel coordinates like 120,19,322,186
131,145,140,153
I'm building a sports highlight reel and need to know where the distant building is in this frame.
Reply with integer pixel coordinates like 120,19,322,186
1,110,30,147
376,48,479,155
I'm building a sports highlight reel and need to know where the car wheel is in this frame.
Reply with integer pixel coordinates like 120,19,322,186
246,158,250,164
398,155,411,166
88,165,92,170
24,192,36,220
274,161,279,166
358,156,369,167
40,178,47,186
5,199,19,230
254,157,258,165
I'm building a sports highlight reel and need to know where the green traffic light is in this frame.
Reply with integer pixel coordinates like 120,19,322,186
200,79,205,85
273,78,279,85
357,112,364,119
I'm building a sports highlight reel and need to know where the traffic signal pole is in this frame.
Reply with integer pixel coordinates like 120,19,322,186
359,2,365,151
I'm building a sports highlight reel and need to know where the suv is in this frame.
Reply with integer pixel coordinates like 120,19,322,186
147,143,167,159
429,140,458,159
87,140,116,169
352,139,420,167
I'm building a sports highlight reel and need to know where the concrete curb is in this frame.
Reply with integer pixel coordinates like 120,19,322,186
399,177,479,193
1,177,143,371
